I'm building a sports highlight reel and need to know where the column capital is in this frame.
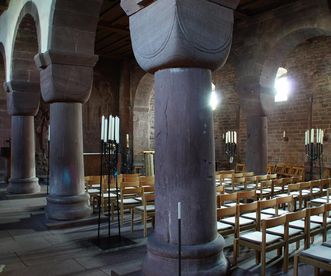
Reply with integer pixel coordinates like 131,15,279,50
5,81,40,116
124,0,239,72
35,50,99,104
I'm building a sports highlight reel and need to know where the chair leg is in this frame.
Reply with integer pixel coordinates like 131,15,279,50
143,212,147,237
261,248,266,276
293,255,299,276
233,239,238,267
255,250,260,265
276,247,282,258
296,240,300,250
131,208,134,232
283,242,289,272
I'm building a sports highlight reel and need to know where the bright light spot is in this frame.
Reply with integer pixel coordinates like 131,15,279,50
210,83,219,111
274,68,290,102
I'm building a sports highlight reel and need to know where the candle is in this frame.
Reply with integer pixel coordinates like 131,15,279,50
104,118,108,141
110,116,114,140
321,130,324,145
222,133,225,140
225,132,228,143
178,202,181,219
283,131,285,138
126,134,129,148
101,116,104,141
115,116,120,143
231,131,233,143
48,124,50,141
234,131,237,144
311,128,314,143
304,130,307,145
108,115,113,140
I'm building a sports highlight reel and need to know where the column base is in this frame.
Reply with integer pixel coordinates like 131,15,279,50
46,193,92,221
143,234,229,276
7,177,40,194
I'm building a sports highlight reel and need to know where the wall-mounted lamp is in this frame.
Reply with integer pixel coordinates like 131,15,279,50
282,130,288,142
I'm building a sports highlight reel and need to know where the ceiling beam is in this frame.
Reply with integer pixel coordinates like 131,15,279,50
97,21,130,35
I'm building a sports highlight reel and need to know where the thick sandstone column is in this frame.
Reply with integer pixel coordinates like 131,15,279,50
46,102,90,220
5,81,40,194
8,116,39,193
121,0,239,274
246,115,268,174
239,78,268,175
35,51,98,220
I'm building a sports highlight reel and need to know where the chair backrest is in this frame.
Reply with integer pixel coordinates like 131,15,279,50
234,172,244,178
238,201,258,215
123,173,140,182
245,176,257,183
308,204,325,217
299,182,310,191
216,185,224,195
320,179,330,189
235,163,246,173
272,178,283,188
121,181,140,188
260,180,272,189
261,215,286,230
238,190,257,202
218,193,237,207
258,198,277,211
233,176,245,184
143,193,155,206
256,175,268,182
288,183,300,193
291,176,302,183
244,172,254,177
121,186,141,199
286,209,306,223
310,180,321,191
282,177,292,185
221,173,233,180
217,205,236,220
142,185,155,194
267,173,278,180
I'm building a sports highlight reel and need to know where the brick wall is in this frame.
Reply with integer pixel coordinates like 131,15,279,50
267,36,331,168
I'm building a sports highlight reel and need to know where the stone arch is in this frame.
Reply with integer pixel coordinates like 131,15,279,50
133,73,154,164
260,27,331,89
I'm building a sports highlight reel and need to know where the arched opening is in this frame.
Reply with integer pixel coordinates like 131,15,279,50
11,7,48,178
263,35,331,172
133,73,154,166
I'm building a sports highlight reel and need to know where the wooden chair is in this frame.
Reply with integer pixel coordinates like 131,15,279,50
123,173,140,182
231,176,245,192
267,173,278,180
216,185,225,195
134,192,155,237
307,205,326,247
261,195,293,216
271,178,284,196
257,180,273,200
244,171,254,177
281,209,308,272
310,180,322,199
310,187,331,205
294,244,331,276
244,175,257,190
233,214,285,276
217,193,237,208
119,183,141,224
237,190,257,204
235,163,246,173
216,206,236,237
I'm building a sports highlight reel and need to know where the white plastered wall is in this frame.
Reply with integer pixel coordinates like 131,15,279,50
0,0,55,81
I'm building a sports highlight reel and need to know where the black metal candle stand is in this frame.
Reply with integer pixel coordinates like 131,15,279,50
225,142,237,166
305,143,323,180
96,139,128,249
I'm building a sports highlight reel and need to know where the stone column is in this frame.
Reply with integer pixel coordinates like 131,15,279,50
239,78,268,175
5,81,40,194
121,0,239,274
35,51,98,220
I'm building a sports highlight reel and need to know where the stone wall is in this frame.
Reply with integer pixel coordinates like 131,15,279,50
266,36,331,168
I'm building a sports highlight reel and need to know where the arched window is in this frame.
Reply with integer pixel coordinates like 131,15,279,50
274,67,290,102
210,83,219,111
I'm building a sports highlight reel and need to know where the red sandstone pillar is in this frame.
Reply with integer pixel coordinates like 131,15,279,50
6,81,40,194
35,51,98,220
121,0,239,274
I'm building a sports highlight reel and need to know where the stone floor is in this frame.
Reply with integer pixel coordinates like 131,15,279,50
0,182,330,275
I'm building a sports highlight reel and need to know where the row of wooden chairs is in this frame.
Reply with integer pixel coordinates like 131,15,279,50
217,197,331,275
267,163,305,179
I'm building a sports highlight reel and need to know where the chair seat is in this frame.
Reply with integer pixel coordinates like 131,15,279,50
261,208,288,215
323,241,331,248
87,188,100,193
135,205,155,212
222,216,255,226
240,231,281,244
289,220,320,230
246,184,256,189
312,187,321,193
300,245,331,263
103,192,117,198
310,215,331,224
311,198,329,204
223,202,237,207
217,221,233,231
266,225,302,236
118,198,140,204
256,189,271,195
91,184,101,188
241,212,273,220
274,193,290,198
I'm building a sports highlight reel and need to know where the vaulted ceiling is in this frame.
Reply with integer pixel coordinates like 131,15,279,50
0,0,9,16
96,0,298,60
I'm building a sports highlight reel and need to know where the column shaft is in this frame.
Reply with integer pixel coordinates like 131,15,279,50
246,115,268,174
143,68,227,275
7,116,39,194
47,102,91,220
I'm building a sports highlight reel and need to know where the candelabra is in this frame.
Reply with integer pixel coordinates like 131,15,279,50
225,130,237,167
97,115,121,243
305,128,323,180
